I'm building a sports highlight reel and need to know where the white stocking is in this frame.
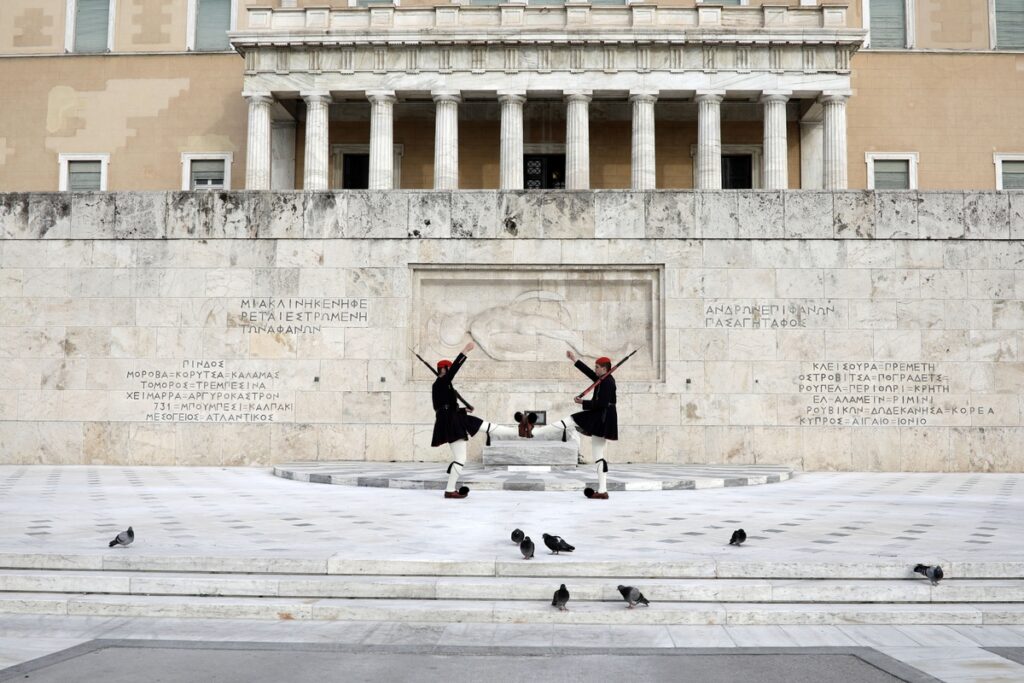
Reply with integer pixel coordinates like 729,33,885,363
533,415,578,440
593,436,608,493
445,439,467,492
480,420,517,440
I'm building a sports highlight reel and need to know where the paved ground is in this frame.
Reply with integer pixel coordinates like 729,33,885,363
0,642,932,683
0,466,1019,565
1,466,1024,681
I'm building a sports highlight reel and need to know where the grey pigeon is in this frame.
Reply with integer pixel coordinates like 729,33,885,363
520,536,534,560
511,528,525,544
914,564,944,585
729,529,746,546
108,526,134,548
552,584,570,611
617,584,650,608
542,533,575,554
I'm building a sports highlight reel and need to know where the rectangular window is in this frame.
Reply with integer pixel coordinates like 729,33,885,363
869,0,907,48
995,155,1024,189
190,159,226,190
68,161,103,191
996,0,1024,49
74,0,111,53
866,153,918,190
194,0,231,51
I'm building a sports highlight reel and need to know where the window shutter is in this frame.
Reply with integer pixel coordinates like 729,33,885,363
190,160,226,189
873,159,910,189
68,161,103,191
195,0,232,51
1003,160,1024,190
996,0,1024,49
75,0,110,53
870,0,906,48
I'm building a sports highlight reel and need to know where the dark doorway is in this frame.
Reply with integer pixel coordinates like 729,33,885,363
342,153,370,189
524,154,566,189
722,154,754,189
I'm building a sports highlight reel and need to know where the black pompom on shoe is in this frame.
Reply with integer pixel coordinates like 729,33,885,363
458,485,470,497
583,487,595,499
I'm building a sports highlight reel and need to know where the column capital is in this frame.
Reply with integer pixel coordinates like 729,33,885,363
629,90,659,103
242,91,274,105
759,91,792,104
431,90,461,103
367,90,397,104
564,90,593,103
695,90,725,103
497,91,527,105
300,91,332,105
818,91,851,105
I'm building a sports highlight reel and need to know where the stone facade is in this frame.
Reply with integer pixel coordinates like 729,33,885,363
2,189,1024,471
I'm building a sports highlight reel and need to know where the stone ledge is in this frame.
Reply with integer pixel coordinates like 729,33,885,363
3,191,1022,242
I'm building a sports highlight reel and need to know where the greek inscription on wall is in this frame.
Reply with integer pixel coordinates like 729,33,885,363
795,362,992,427
125,360,295,423
704,300,841,329
237,298,369,334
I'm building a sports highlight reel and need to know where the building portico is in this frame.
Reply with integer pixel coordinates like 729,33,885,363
232,3,863,191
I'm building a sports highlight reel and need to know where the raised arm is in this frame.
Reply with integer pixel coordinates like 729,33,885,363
566,349,600,381
446,342,476,382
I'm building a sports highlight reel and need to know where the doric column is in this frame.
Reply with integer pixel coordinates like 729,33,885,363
271,120,297,190
695,91,725,190
760,92,790,190
367,90,397,190
564,90,592,190
301,91,331,191
498,91,526,190
820,93,849,190
432,91,460,190
630,91,657,190
244,92,273,190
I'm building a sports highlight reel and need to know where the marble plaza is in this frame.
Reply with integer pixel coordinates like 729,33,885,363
2,190,1024,470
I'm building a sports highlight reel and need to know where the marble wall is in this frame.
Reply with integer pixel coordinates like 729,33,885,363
1,190,1023,471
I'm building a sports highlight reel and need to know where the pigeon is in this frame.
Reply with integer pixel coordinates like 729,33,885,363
520,536,534,560
552,584,570,611
914,564,944,585
511,528,525,544
729,529,746,546
108,526,134,548
617,585,650,609
542,533,575,555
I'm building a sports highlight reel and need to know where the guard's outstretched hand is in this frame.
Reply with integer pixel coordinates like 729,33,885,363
463,342,476,354
566,350,577,362
574,396,583,404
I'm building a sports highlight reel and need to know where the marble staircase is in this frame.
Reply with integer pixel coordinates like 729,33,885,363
2,556,1023,625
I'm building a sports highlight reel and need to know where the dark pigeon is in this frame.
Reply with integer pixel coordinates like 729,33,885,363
617,585,650,608
729,529,746,546
542,533,575,555
108,526,134,548
914,564,944,585
520,536,535,560
552,584,570,611
511,528,525,544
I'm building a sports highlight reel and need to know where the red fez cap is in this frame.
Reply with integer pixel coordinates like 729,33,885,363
596,356,612,366
437,359,452,370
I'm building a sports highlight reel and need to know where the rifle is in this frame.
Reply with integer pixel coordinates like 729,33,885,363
411,348,474,411
575,349,639,400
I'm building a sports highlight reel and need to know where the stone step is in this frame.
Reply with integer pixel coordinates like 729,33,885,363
1,593,1023,625
2,554,1022,580
1,570,1023,604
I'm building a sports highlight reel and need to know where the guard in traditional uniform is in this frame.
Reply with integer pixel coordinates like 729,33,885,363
541,350,618,499
432,341,514,499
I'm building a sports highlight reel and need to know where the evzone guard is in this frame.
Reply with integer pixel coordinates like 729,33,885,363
429,342,516,499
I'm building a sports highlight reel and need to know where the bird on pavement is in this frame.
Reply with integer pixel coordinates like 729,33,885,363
729,529,746,546
520,536,535,560
617,585,650,608
542,533,575,554
511,528,525,544
914,564,944,585
552,584,570,611
108,526,134,548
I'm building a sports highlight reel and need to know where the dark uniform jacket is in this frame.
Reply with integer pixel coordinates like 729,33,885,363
570,360,618,440
430,353,483,447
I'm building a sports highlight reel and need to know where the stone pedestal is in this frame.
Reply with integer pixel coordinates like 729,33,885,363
482,434,580,467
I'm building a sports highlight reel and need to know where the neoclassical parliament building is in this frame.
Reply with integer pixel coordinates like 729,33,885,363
1,0,1023,195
